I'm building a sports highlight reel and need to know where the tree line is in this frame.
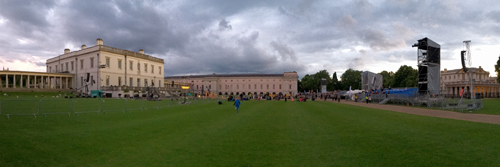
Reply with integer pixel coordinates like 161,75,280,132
298,65,419,92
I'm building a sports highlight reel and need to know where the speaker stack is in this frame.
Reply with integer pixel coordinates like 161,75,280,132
412,37,441,96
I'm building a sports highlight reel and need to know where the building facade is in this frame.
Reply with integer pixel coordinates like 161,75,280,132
46,38,164,94
441,66,500,98
164,72,299,96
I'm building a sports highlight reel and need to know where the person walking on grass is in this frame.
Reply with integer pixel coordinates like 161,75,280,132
233,97,241,115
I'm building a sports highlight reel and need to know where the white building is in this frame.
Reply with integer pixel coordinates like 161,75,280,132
46,38,164,94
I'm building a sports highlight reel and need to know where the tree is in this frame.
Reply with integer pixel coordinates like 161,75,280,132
495,55,500,84
299,70,332,92
328,72,339,91
393,65,418,88
378,70,394,88
340,69,362,90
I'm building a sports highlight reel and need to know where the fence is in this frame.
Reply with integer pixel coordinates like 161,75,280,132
350,91,483,111
0,97,220,118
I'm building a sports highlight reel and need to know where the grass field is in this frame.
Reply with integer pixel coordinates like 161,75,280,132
1,99,500,166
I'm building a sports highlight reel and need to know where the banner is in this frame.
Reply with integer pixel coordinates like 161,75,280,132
459,88,464,96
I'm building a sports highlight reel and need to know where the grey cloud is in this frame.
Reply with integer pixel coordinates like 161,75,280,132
218,19,232,30
361,29,406,51
348,57,365,70
270,41,298,62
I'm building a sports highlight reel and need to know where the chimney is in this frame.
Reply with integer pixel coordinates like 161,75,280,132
96,38,103,45
139,49,144,54
444,68,447,72
64,48,70,54
81,44,86,50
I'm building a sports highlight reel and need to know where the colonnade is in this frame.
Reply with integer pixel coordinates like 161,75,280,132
446,85,500,98
0,72,74,91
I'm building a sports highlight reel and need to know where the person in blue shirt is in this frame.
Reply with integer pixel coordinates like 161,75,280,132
233,97,241,115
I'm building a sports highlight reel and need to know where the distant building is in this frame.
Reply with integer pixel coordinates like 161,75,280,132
46,38,164,93
441,66,499,98
164,72,299,96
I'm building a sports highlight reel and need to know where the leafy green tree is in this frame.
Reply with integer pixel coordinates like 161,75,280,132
340,69,362,90
495,55,500,84
393,65,418,88
328,72,339,91
378,70,394,88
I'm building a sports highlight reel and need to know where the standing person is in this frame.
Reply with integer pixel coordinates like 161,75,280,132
233,97,241,115
365,94,369,104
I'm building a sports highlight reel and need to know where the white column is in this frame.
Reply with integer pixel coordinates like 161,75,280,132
13,74,16,88
20,75,23,88
41,76,44,89
27,75,30,88
6,74,8,88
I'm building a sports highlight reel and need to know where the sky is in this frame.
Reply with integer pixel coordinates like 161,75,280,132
0,0,499,78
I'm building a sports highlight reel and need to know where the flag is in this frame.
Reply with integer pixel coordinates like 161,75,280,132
459,88,464,96
349,86,352,98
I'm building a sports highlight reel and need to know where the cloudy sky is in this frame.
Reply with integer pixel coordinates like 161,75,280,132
1,0,499,78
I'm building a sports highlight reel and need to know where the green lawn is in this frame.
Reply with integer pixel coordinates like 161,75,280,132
1,100,500,166
475,98,500,115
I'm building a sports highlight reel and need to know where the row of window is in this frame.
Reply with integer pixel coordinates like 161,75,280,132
442,74,489,81
48,57,161,75
214,84,292,90
222,79,281,82
80,76,161,87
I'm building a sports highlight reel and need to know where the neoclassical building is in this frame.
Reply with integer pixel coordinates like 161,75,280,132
441,66,500,98
46,38,164,94
164,72,299,96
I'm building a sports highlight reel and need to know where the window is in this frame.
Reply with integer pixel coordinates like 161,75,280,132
289,85,292,89
90,76,93,86
209,85,211,89
279,84,281,89
105,57,110,68
65,62,68,71
118,60,122,69
55,65,58,72
137,78,141,87
106,76,110,86
261,84,263,89
254,84,257,89
158,80,161,87
267,84,269,89
130,61,133,70
49,67,52,73
81,77,83,86
144,64,147,72
220,85,222,89
145,79,148,86
273,84,275,89
71,61,74,71
137,63,140,71
151,65,154,73
237,84,239,89
130,78,133,86
151,79,154,86
61,64,64,72
197,85,199,89
80,60,84,69
159,67,161,74
249,84,251,89
118,77,122,86
91,57,94,68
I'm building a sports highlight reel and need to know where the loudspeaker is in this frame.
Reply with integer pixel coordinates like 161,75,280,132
86,73,90,82
461,51,467,72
